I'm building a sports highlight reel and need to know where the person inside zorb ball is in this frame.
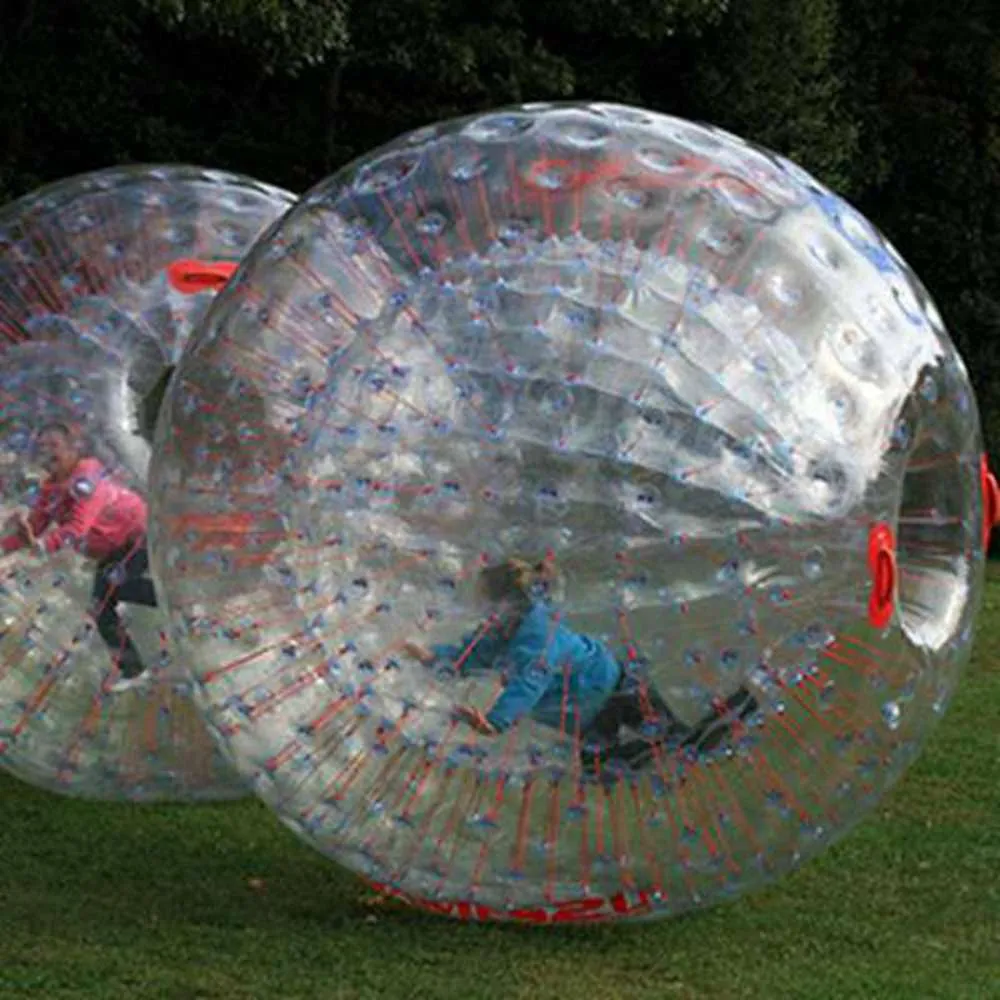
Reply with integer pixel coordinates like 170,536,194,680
150,103,998,921
1,419,153,683
0,164,295,801
403,554,757,770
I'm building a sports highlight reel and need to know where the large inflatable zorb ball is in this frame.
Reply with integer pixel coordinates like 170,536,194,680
0,165,295,800
150,105,996,919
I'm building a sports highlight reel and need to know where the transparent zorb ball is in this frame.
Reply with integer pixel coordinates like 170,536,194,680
150,106,994,916
0,165,294,800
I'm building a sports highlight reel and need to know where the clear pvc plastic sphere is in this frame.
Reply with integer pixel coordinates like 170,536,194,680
0,165,295,800
150,106,991,918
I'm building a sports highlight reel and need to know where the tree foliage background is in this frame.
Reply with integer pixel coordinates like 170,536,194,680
1,0,998,451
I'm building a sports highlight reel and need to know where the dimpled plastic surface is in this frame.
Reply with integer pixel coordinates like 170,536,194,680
0,165,295,800
150,105,986,919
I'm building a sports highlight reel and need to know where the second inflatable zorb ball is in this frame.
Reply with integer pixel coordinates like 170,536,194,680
0,165,294,800
150,104,995,920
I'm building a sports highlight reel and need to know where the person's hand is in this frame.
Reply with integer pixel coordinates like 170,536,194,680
2,511,34,543
0,512,40,560
12,512,34,543
402,640,435,665
454,704,498,735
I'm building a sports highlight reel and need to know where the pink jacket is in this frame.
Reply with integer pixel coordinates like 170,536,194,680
1,457,147,561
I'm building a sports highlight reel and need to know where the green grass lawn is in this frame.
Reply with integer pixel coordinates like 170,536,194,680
1,577,998,1000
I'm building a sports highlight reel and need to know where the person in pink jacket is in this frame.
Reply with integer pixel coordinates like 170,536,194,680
1,422,155,681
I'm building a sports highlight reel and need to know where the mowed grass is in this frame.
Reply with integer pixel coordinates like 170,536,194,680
1,577,998,1000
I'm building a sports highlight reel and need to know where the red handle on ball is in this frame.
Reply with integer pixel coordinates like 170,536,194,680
166,258,239,295
867,522,896,629
980,455,999,550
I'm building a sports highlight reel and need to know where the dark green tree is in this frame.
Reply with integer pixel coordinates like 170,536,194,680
689,0,861,192
135,0,351,74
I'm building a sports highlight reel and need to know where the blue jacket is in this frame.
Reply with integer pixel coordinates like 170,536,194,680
431,601,622,734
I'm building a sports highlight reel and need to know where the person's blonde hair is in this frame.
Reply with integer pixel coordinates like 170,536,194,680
478,555,560,606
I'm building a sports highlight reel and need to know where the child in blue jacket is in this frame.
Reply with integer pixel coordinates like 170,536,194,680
404,557,757,772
